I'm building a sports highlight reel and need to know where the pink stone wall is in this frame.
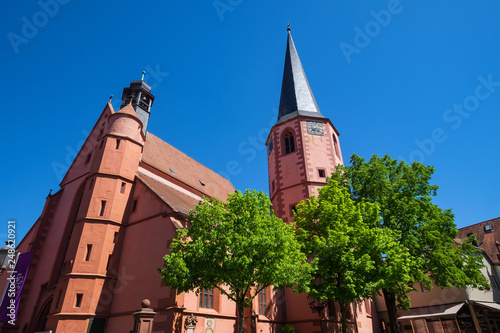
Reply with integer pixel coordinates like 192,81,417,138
267,118,307,222
15,179,86,331
268,117,343,223
109,181,174,315
301,120,342,183
94,137,143,181
107,112,144,145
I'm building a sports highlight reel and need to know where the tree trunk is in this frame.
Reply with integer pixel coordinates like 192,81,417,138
339,302,348,333
238,300,245,333
382,289,401,333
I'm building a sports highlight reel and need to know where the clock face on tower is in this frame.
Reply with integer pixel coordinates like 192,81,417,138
306,121,324,136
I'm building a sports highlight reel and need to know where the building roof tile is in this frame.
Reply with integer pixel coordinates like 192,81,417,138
137,172,199,216
142,133,234,201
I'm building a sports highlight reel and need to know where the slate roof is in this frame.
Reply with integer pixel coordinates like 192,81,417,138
141,133,234,201
277,30,325,124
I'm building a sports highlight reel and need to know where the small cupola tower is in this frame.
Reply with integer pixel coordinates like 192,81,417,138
120,76,155,135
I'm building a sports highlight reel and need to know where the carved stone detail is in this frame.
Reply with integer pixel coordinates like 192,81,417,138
184,314,198,333
204,317,215,333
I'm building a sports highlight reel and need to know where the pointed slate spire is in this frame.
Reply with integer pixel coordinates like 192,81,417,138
277,30,324,124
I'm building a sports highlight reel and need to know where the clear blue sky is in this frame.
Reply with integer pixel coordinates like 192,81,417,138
1,0,499,243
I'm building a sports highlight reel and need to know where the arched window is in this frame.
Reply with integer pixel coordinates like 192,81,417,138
284,131,295,154
34,298,52,332
333,135,341,158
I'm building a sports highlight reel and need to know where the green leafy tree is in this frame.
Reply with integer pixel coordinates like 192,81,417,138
331,154,488,333
279,324,296,333
158,190,311,333
295,178,403,333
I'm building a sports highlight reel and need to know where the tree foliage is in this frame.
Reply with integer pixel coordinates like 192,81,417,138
295,178,402,332
158,190,311,333
331,154,488,333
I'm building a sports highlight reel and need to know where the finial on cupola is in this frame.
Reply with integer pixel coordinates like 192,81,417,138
141,71,146,81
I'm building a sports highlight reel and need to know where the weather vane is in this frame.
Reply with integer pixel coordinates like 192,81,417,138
141,71,146,81
287,21,291,31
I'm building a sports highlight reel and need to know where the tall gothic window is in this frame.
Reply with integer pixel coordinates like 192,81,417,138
259,288,267,315
333,135,341,158
284,131,295,154
199,289,214,309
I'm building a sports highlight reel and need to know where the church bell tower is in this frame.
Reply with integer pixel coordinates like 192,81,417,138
266,29,344,223
120,79,155,135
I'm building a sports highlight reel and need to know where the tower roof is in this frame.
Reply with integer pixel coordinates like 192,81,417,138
116,102,141,122
277,30,325,124
129,80,152,92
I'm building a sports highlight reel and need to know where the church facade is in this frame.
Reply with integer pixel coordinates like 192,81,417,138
0,31,380,333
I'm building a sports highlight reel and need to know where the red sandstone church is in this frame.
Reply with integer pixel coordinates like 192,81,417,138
1,31,498,333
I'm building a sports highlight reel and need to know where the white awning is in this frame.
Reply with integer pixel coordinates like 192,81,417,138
398,303,465,320
475,302,500,312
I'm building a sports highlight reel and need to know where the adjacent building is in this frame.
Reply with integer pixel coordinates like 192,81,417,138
373,219,500,333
